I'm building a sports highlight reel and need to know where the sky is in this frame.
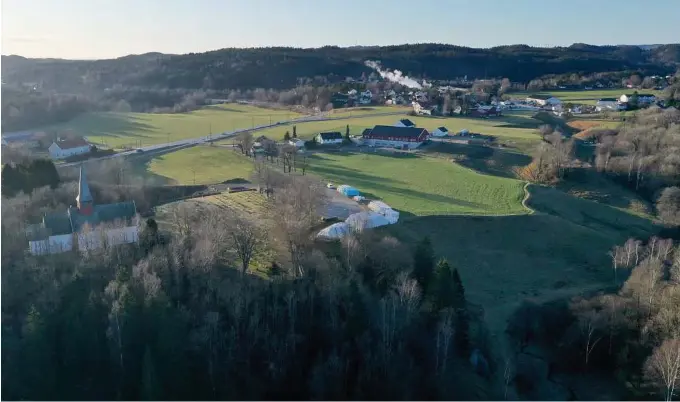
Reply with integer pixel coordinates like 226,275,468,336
2,0,680,59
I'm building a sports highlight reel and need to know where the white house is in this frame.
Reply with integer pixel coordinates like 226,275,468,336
358,90,372,105
526,94,561,106
26,166,139,255
595,98,621,111
288,138,306,148
48,138,91,160
619,93,657,105
395,118,416,128
431,127,449,137
316,132,344,145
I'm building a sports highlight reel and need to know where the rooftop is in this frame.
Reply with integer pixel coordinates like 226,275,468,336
527,94,555,100
365,125,428,139
54,138,90,150
399,118,415,127
318,132,343,140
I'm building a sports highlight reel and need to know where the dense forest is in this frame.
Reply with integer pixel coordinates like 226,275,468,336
3,44,680,93
1,167,495,400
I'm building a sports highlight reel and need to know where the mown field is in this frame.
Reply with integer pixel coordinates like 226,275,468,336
308,151,528,216
38,103,303,149
509,88,663,105
141,145,253,185
243,110,543,144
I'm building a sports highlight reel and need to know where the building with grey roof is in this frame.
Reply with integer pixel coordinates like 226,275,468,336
27,165,139,255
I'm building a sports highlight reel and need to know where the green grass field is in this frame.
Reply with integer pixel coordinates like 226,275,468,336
384,183,658,338
39,104,303,149
139,145,253,185
510,88,663,105
245,111,542,144
308,151,528,216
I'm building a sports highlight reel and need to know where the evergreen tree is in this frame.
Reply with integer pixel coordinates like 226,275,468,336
292,125,297,138
451,267,470,357
412,237,434,292
345,124,350,141
2,163,18,196
284,131,291,141
141,347,161,401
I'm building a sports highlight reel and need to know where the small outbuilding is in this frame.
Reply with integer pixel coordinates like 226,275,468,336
431,127,449,137
337,185,360,197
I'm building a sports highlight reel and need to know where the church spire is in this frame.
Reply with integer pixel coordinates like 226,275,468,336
76,165,93,215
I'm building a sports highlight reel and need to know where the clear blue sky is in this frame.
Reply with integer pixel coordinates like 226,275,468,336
2,0,679,59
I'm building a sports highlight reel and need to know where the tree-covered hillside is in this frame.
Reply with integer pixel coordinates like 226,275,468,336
3,43,679,92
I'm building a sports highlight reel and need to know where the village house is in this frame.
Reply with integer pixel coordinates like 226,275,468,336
358,90,373,105
596,98,622,111
315,132,344,145
619,93,657,105
48,138,91,160
26,166,139,255
526,94,561,106
362,125,429,149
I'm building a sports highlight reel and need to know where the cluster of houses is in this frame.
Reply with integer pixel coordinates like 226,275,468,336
595,93,658,111
2,130,95,160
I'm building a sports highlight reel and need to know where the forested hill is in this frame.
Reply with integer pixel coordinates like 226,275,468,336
3,43,680,91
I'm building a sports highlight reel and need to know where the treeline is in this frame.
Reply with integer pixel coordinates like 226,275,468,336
507,237,680,400
1,170,495,400
1,159,60,197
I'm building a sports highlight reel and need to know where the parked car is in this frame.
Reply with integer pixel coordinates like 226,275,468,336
326,183,336,189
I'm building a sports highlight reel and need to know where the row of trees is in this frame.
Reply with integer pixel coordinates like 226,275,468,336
507,237,680,400
1,164,492,400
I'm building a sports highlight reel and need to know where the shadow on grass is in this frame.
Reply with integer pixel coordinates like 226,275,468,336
380,184,660,308
62,113,157,144
422,142,532,179
555,168,653,217
308,159,485,209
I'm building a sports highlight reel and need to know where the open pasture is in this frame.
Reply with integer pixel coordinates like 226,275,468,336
38,103,303,149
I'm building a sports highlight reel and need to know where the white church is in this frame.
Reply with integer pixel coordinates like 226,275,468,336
26,166,140,255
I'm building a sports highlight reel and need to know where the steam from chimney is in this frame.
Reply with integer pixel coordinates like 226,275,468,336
364,60,425,89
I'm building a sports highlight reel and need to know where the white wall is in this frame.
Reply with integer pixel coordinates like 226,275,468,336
365,139,422,149
77,226,138,251
317,137,343,145
29,234,74,255
49,144,90,160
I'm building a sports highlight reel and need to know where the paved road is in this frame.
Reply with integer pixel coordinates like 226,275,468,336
60,110,406,168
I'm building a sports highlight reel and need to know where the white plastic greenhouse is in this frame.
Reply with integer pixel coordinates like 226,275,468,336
367,201,400,224
316,222,349,239
345,212,390,231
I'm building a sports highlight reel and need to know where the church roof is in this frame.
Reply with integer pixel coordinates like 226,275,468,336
68,202,137,232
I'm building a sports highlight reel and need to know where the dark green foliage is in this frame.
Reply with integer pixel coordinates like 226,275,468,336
292,125,297,138
412,236,435,292
431,259,471,357
345,124,350,140
2,159,60,197
283,131,291,141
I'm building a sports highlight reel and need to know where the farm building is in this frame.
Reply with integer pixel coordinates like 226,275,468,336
288,138,306,148
619,93,657,105
395,118,416,128
315,132,344,145
526,94,561,106
431,127,449,137
595,98,621,111
362,125,429,149
48,138,91,160
337,185,360,197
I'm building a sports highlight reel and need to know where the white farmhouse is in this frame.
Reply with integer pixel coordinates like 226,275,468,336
315,132,344,145
26,166,139,255
595,98,621,111
48,138,91,160
619,93,657,105
526,94,561,106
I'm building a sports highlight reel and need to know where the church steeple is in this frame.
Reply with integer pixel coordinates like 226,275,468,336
76,165,93,215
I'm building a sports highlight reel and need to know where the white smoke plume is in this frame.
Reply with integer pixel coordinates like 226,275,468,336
364,60,424,89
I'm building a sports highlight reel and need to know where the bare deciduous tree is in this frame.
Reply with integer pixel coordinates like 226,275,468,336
226,212,261,275
644,338,680,401
236,132,254,156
